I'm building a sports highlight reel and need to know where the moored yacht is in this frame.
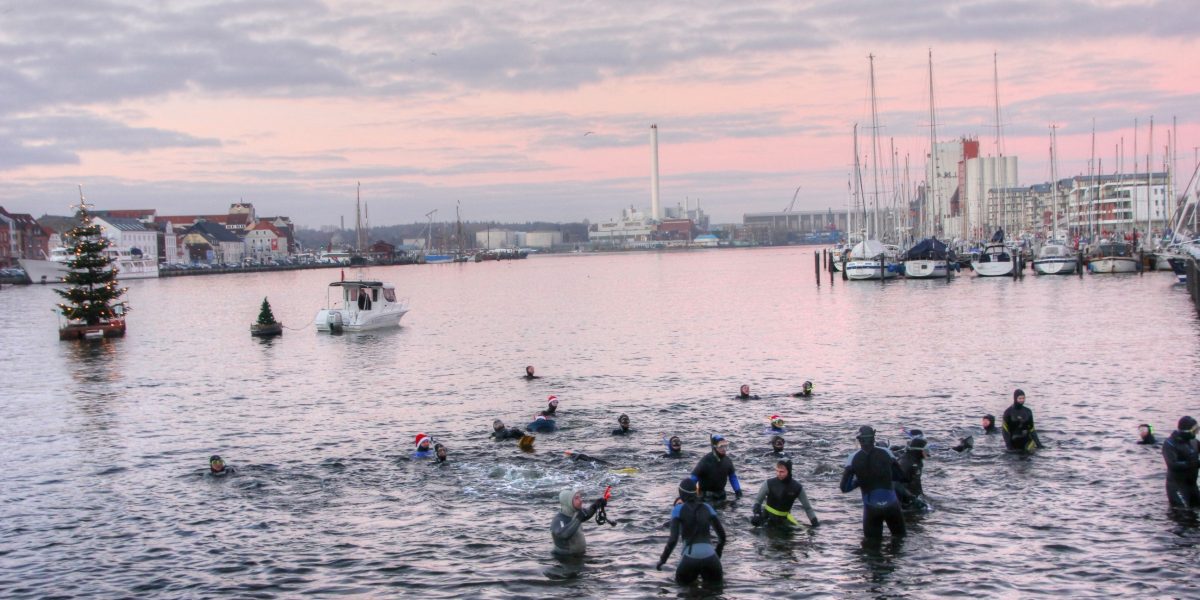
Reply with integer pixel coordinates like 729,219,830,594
1087,241,1139,274
313,280,409,332
902,238,953,279
972,242,1017,277
845,239,900,280
1033,241,1078,275
20,246,158,283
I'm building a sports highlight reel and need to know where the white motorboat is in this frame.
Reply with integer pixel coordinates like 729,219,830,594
1087,241,1140,274
902,238,953,279
845,239,900,280
1033,242,1078,275
972,242,1016,277
314,280,409,332
20,246,158,283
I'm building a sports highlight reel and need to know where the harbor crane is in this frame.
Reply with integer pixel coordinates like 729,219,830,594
784,185,802,212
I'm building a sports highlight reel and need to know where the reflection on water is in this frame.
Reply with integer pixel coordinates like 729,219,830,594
0,248,1198,598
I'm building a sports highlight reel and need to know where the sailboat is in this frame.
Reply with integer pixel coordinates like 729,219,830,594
973,53,1018,278
423,209,453,263
846,54,900,281
904,50,953,279
1034,125,1080,275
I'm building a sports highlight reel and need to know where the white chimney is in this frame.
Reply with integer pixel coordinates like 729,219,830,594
650,124,661,221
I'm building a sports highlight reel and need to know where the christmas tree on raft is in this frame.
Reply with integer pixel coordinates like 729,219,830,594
55,188,129,340
251,296,282,337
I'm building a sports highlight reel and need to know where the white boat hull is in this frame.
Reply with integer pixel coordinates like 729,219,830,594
1033,258,1078,275
845,260,899,280
314,307,408,332
1088,257,1139,274
972,260,1015,277
19,257,158,282
903,259,950,279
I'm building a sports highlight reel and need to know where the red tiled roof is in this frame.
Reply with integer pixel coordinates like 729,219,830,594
246,220,283,236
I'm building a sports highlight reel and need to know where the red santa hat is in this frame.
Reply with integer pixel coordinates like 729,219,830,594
547,395,559,406
414,433,431,450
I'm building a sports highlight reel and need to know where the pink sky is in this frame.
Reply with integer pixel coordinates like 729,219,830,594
0,1,1196,226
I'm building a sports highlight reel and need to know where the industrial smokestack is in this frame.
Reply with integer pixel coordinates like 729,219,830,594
650,124,661,221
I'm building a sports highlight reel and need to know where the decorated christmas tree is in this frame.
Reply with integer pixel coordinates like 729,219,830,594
55,199,128,326
256,297,277,325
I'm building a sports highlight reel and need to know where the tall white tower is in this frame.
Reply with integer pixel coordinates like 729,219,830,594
650,124,661,221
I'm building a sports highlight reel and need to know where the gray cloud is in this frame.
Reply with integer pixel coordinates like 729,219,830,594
0,112,220,170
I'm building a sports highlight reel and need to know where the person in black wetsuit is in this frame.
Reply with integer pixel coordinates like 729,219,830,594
736,384,759,400
840,426,907,538
751,459,819,528
564,449,611,466
981,414,999,435
612,414,633,435
1002,389,1044,452
528,415,557,433
433,443,448,463
491,419,525,440
1163,416,1200,510
550,488,606,557
657,478,727,584
895,438,928,512
1137,424,1158,446
691,435,743,503
765,435,788,458
524,365,540,379
539,395,559,418
792,381,814,398
766,415,786,434
662,436,683,458
208,455,235,477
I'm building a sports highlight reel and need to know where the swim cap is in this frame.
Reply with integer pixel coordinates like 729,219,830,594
907,429,925,440
618,414,629,422
492,419,504,430
414,433,431,450
518,435,535,451
677,477,698,500
711,434,726,446
1013,389,1026,401
770,414,783,424
209,455,222,464
908,438,928,450
1179,416,1198,431
856,425,876,440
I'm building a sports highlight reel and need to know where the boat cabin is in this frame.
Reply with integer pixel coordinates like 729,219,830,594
329,281,397,311
977,242,1012,263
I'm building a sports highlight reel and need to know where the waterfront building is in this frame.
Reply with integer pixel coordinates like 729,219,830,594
0,216,10,267
1064,173,1170,238
964,155,1019,240
476,229,519,249
0,208,50,263
923,137,979,238
94,216,159,263
243,220,287,263
525,231,563,249
180,220,245,264
588,206,654,246
741,208,846,245
656,219,695,241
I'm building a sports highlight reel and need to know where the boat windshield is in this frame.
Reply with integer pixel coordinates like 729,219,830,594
383,288,396,302
1039,246,1065,258
1098,243,1131,257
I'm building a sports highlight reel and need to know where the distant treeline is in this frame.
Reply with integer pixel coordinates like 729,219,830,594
295,220,591,250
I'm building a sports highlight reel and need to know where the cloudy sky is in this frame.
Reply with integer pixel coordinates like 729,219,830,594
0,0,1195,227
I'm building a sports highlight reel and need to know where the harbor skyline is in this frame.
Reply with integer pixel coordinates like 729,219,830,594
0,1,1196,227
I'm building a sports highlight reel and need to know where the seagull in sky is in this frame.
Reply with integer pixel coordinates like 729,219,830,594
583,131,594,136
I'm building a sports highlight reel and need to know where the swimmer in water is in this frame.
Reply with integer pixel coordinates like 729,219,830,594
491,419,526,440
413,433,434,459
981,414,999,435
1002,389,1044,452
895,437,928,512
690,434,742,503
766,415,787,434
750,459,819,528
539,395,559,418
657,478,727,584
1137,424,1158,446
528,414,557,433
564,449,611,466
524,365,540,380
662,435,683,458
765,435,788,458
433,443,448,463
208,455,234,476
550,488,607,557
1163,416,1200,510
736,384,760,400
792,381,813,398
612,414,632,435
840,425,907,538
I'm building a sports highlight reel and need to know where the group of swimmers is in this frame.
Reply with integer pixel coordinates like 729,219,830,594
203,366,1200,586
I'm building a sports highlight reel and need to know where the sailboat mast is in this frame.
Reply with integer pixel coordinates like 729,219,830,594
1134,118,1139,240
853,123,867,237
1051,125,1059,237
993,52,1006,236
927,49,939,239
1148,116,1154,247
868,54,882,241
355,182,362,252
1089,119,1097,240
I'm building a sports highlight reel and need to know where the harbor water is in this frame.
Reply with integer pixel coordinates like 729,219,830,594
1,247,1197,598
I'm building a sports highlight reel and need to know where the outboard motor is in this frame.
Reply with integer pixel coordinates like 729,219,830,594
327,311,344,333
